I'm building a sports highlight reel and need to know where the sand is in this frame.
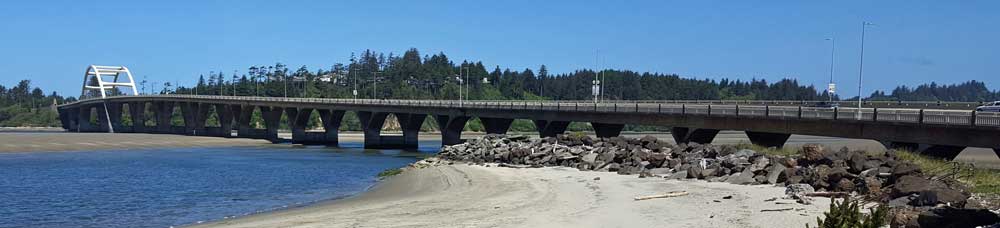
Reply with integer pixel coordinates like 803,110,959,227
195,164,832,228
0,132,270,152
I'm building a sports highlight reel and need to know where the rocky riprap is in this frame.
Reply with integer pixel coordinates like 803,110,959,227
435,134,999,227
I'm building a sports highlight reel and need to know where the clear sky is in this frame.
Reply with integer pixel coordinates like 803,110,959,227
1,0,997,98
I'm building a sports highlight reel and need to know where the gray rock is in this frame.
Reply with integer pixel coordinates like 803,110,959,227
765,164,787,184
733,149,756,158
649,168,673,175
785,184,815,197
668,170,688,180
581,153,598,165
727,170,756,185
748,156,770,173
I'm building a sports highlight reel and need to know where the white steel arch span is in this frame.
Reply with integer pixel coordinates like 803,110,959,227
81,65,138,99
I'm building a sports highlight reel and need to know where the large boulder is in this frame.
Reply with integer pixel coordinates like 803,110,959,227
801,144,826,163
893,175,969,207
917,207,1000,228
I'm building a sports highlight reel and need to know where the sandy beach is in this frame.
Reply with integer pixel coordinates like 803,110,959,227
195,164,832,228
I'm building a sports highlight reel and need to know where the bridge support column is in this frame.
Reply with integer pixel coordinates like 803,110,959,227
480,117,514,135
533,120,570,138
59,108,77,131
106,102,126,133
357,112,424,149
317,109,345,146
260,106,283,142
95,105,112,132
153,101,177,134
882,141,966,160
436,115,470,146
286,108,343,145
397,113,427,149
671,127,719,144
235,105,266,139
180,102,210,136
591,122,624,138
358,111,389,148
745,131,791,148
211,104,235,137
77,105,99,132
128,102,148,133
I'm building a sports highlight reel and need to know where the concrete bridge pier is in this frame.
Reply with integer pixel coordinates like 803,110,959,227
235,105,264,139
94,105,112,132
287,108,344,145
179,102,211,136
57,108,71,130
260,106,283,142
76,105,99,132
882,141,966,160
210,104,236,137
480,117,514,135
671,127,719,145
60,108,79,132
533,120,570,137
591,122,624,138
105,102,127,133
436,115,470,146
358,111,425,149
745,131,792,148
152,101,178,134
128,102,149,133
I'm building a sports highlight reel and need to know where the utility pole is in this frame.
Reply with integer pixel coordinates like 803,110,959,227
857,22,874,119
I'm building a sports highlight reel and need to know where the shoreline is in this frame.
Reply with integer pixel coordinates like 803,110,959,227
192,163,832,228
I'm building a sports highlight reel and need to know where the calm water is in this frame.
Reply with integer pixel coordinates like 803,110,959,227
0,143,429,228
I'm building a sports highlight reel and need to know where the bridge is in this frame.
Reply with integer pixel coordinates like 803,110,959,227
57,94,1000,160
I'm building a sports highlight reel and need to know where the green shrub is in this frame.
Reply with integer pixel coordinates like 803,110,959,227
810,199,888,228
377,168,403,178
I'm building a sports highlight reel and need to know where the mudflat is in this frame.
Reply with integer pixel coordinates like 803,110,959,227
0,132,269,152
195,164,832,228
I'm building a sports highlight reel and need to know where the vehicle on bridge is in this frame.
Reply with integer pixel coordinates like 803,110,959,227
976,101,1000,112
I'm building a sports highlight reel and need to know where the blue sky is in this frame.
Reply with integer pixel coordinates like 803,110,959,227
1,0,997,98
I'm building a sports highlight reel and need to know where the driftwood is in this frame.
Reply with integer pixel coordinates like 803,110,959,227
498,163,532,169
761,208,795,212
804,192,850,198
634,191,689,201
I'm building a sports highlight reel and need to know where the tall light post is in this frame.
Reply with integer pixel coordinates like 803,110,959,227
856,22,874,119
825,38,836,103
352,71,358,99
372,71,381,99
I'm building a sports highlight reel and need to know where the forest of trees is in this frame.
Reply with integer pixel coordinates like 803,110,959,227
868,80,1000,102
0,80,73,127
3,48,998,129
162,48,833,102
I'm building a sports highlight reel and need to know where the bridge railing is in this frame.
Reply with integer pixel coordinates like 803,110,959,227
61,95,1000,128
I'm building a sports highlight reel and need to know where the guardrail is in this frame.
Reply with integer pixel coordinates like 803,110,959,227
61,95,1000,128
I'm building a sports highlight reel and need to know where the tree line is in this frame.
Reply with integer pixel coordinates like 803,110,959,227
0,80,73,127
160,48,835,103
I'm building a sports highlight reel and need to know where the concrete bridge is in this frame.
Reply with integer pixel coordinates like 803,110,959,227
57,95,1000,159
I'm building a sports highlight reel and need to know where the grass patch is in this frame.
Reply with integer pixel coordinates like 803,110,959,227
377,168,403,178
734,142,799,157
895,150,1000,194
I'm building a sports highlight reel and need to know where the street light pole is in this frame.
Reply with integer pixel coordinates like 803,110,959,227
352,71,358,99
826,38,836,103
856,22,874,119
372,71,380,99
